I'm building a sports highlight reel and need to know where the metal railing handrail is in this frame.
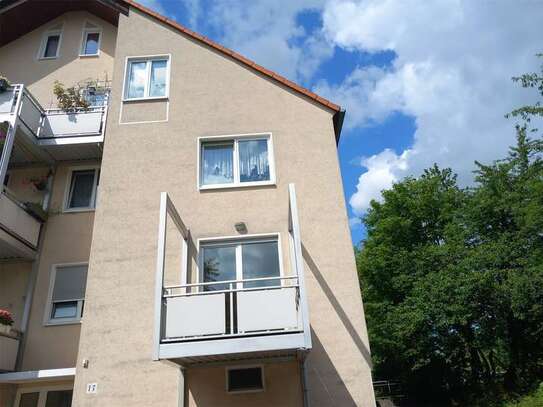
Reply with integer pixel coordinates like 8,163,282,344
44,106,106,114
164,282,300,298
164,275,299,290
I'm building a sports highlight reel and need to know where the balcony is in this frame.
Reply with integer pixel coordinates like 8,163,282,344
0,191,42,260
0,330,20,372
0,84,107,161
153,185,312,366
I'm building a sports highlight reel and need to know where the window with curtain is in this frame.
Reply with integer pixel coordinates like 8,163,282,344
49,264,88,323
125,57,169,100
201,238,281,290
201,142,234,185
66,168,99,210
200,136,273,187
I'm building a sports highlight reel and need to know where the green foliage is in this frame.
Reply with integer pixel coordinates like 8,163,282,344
357,55,543,406
0,75,10,92
506,54,543,124
506,384,543,407
53,81,89,111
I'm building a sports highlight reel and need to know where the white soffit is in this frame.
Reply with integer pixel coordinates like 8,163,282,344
0,367,76,383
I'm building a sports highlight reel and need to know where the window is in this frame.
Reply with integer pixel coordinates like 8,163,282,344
199,135,274,188
45,390,73,407
200,236,281,291
16,388,73,407
46,264,88,325
227,366,264,393
124,57,169,100
80,30,101,56
39,31,62,59
18,392,39,407
65,167,99,211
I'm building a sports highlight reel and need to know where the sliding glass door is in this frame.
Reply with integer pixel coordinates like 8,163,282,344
201,237,281,291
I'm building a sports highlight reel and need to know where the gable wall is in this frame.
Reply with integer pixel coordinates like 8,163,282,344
72,7,374,407
0,11,116,106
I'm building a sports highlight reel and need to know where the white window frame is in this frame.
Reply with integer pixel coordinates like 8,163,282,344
225,365,266,394
14,384,73,407
44,262,88,326
63,165,100,213
79,25,102,57
38,29,63,60
197,233,284,290
122,54,171,101
197,133,276,190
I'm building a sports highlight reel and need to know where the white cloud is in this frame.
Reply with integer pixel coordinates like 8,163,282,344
137,0,167,15
198,0,333,82
318,0,543,214
349,149,409,215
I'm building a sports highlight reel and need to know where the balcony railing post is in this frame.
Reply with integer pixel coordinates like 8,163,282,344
153,192,168,360
229,282,234,335
288,183,312,350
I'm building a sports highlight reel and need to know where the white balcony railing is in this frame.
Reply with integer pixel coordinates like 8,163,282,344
153,184,312,364
163,276,301,341
0,84,107,140
0,331,20,372
0,191,42,251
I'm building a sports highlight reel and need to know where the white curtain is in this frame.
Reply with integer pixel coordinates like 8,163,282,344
202,143,234,185
239,139,269,182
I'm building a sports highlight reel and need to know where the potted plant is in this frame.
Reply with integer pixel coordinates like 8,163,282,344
0,309,14,334
53,81,90,111
0,75,10,93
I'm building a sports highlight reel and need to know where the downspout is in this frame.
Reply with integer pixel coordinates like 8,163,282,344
300,359,310,407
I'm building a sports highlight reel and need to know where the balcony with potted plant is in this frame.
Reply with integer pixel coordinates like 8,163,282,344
0,309,19,372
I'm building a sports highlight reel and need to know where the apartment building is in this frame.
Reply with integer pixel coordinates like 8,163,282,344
0,1,375,406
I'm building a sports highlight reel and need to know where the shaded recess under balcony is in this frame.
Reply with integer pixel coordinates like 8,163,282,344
0,84,109,260
153,185,312,367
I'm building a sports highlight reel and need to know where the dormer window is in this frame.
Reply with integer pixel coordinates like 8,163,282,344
38,28,62,59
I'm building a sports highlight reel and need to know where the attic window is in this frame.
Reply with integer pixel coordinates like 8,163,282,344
39,30,62,59
124,56,170,100
81,31,101,56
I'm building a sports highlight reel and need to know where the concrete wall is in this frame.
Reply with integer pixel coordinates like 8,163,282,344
187,361,302,406
21,162,97,371
0,11,116,107
73,7,374,407
0,262,31,332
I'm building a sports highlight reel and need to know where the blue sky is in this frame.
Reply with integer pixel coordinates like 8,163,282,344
140,0,543,245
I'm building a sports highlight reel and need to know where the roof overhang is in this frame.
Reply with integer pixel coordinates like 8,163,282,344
0,0,127,47
0,367,76,383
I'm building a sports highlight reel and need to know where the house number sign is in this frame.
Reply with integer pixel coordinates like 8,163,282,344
86,383,98,394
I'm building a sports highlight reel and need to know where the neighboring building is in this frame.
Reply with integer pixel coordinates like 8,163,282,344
0,1,375,406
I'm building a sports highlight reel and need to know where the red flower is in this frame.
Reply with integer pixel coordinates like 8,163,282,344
0,309,14,326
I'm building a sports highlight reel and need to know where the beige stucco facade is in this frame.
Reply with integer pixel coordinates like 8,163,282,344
0,3,375,407
0,11,116,107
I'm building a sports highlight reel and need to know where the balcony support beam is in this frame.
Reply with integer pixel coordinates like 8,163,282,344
154,192,189,360
288,183,312,350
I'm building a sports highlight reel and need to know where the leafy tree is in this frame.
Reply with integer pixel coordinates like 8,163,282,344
358,55,543,405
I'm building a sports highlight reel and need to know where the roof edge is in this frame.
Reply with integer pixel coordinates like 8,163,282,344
121,0,342,115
